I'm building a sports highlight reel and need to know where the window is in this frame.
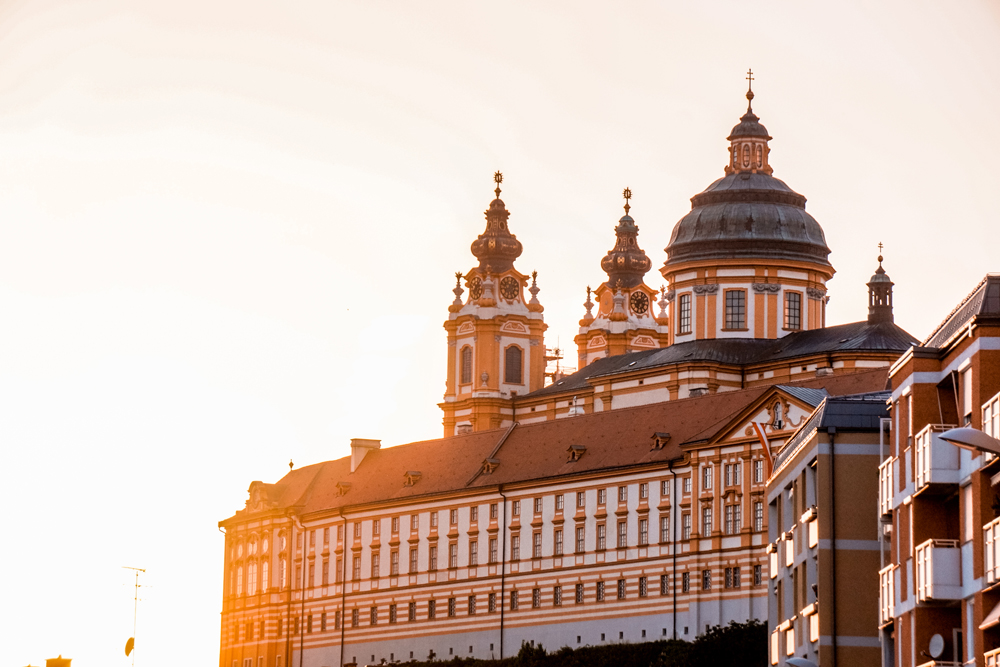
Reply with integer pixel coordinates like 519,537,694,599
617,578,626,599
576,526,585,553
334,611,340,630
598,489,607,504
411,514,419,531
575,583,584,603
659,515,670,543
597,524,607,550
683,477,691,494
449,543,458,569
533,532,542,558
678,294,692,334
429,546,438,571
447,597,456,617
554,529,563,556
682,514,691,540
577,491,585,508
322,560,329,586
370,606,377,626
661,480,670,497
555,494,564,511
278,617,283,637
638,518,648,546
504,346,523,384
534,497,542,513
639,483,648,499
488,592,497,613
512,500,520,516
639,576,648,597
262,561,269,591
702,507,712,536
408,601,416,622
372,520,380,536
511,535,520,560
489,537,498,563
702,569,711,591
660,574,669,595
724,290,746,329
371,553,380,579
323,527,329,546
702,467,712,490
307,562,314,589
618,486,627,502
785,292,801,330
280,560,287,589
510,590,519,610
297,533,303,549
430,512,438,528
754,564,762,586
390,550,399,575
618,521,628,548
237,566,243,595
389,604,397,624
742,144,750,167
336,525,342,542
247,562,257,595
460,346,473,384
754,502,764,532
753,460,764,484
554,585,562,606
353,523,361,539
409,548,418,574
756,144,763,168
428,600,436,620
468,595,476,615
682,572,690,592
351,609,359,627
469,540,478,566
725,505,735,535
391,517,399,533
596,581,605,602
470,506,478,523
532,588,541,608
490,503,498,520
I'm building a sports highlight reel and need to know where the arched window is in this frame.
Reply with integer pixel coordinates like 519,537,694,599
460,346,473,385
732,146,738,167
237,566,244,596
280,559,288,589
742,144,750,167
756,145,763,167
248,536,257,556
262,561,270,592
229,569,234,596
505,346,523,384
247,561,257,595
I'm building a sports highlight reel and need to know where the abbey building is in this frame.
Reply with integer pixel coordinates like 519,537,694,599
218,84,922,667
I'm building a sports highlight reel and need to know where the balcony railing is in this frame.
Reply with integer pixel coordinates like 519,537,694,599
879,456,894,516
878,564,895,625
986,517,1000,586
986,646,1000,667
915,538,962,602
915,424,960,490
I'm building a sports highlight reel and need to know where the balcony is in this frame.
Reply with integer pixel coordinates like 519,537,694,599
878,564,895,626
987,647,1000,667
986,517,1000,586
915,424,960,491
879,456,894,517
915,538,962,602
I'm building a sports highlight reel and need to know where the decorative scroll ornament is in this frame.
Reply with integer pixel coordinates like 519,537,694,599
665,289,676,302
807,287,828,299
693,284,719,295
752,283,781,293
480,371,489,386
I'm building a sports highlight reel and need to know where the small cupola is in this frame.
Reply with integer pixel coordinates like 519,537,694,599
867,247,894,324
470,171,523,273
599,188,652,289
725,70,773,176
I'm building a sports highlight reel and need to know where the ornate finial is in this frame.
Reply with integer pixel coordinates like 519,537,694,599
583,285,594,319
493,171,503,199
451,272,465,308
877,242,884,266
746,68,755,110
623,187,632,215
528,270,542,311
289,459,294,471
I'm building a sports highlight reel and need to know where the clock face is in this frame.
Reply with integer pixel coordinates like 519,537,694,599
630,291,649,314
500,276,519,300
469,277,483,300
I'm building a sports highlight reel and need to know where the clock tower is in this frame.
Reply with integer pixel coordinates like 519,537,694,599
440,173,547,436
575,189,670,368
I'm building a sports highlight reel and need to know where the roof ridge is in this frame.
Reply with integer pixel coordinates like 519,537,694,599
922,275,989,346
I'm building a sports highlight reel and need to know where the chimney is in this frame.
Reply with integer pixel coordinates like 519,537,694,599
350,438,381,473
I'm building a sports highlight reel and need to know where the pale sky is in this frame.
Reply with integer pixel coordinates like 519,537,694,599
1,1,998,665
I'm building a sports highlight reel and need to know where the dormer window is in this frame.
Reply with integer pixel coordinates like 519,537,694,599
336,481,352,496
481,458,500,474
403,471,423,487
567,444,586,462
651,432,671,450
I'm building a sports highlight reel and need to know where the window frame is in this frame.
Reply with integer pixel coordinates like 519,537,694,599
678,293,692,335
784,291,802,331
724,289,748,330
504,344,524,385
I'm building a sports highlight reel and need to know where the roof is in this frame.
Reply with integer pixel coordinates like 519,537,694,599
923,274,1000,348
222,369,893,525
524,321,916,399
772,391,892,472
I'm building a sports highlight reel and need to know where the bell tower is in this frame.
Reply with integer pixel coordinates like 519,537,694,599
867,247,895,324
440,173,547,436
575,188,669,368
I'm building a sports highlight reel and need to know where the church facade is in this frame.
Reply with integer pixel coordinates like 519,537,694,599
218,85,918,667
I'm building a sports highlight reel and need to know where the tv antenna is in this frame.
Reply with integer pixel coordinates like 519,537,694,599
123,566,146,666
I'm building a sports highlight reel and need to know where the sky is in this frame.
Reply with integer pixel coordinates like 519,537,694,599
1,1,999,665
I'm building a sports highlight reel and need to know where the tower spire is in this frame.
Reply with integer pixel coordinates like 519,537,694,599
867,244,895,324
599,188,650,289
470,171,523,272
746,68,754,112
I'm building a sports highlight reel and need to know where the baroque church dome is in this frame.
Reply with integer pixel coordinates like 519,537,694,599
665,89,831,270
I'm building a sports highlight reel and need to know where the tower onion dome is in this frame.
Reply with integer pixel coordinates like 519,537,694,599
600,188,652,289
664,88,831,270
470,172,523,273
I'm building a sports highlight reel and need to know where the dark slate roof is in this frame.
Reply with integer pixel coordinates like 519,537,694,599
774,385,828,407
923,275,1000,349
773,391,892,471
525,321,917,399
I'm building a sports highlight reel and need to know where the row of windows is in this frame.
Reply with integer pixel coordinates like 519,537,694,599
231,566,766,642
459,345,523,385
675,290,802,334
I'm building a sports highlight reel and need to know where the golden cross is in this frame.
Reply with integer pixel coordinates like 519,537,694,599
493,171,503,198
878,242,884,253
746,69,754,91
623,187,632,214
